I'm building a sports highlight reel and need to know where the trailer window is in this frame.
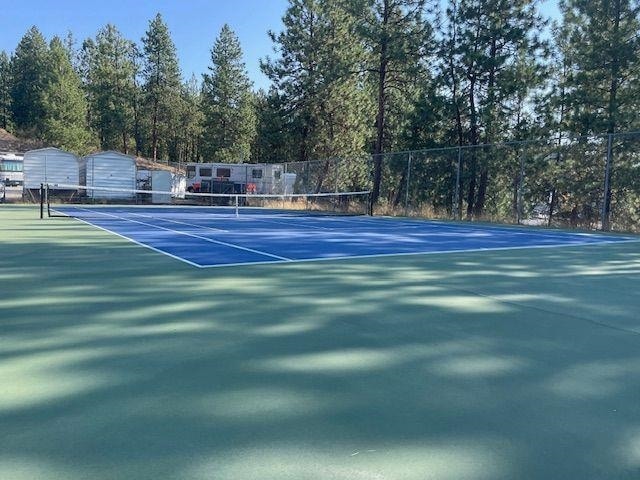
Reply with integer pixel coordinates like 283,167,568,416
199,167,213,177
274,170,281,180
216,168,231,178
0,160,22,172
187,165,196,178
252,169,263,179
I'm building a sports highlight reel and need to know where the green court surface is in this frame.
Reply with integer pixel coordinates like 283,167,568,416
2,204,640,480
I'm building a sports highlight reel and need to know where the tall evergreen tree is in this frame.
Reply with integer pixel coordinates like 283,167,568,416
169,74,203,163
0,51,12,130
559,0,640,135
252,88,293,163
354,0,432,206
42,37,95,153
439,0,546,216
83,25,138,152
141,13,182,161
263,0,372,190
10,26,50,135
202,24,256,162
559,0,640,228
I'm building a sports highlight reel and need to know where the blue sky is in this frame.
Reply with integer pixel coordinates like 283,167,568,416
2,0,559,91
1,0,289,90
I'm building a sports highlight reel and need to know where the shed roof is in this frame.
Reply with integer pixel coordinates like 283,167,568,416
84,150,137,161
25,147,78,157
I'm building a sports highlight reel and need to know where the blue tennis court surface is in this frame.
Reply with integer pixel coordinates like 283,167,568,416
54,206,638,267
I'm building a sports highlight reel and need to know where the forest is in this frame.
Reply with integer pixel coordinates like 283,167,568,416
1,0,639,228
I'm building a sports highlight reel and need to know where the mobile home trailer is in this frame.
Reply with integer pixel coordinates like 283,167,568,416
0,153,24,186
185,163,290,195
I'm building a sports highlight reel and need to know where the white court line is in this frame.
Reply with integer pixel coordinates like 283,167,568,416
52,207,640,269
66,207,293,262
51,208,203,268
371,215,639,240
125,211,229,233
195,238,640,268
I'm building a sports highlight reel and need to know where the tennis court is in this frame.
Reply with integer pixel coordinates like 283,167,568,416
3,204,640,480
49,204,636,267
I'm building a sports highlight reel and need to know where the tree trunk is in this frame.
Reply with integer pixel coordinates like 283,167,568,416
602,0,621,229
474,37,497,217
475,168,488,217
446,1,465,217
370,0,390,211
393,167,407,206
466,76,478,217
152,98,158,161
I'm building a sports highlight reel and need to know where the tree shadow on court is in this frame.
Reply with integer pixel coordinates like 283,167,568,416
2,209,640,479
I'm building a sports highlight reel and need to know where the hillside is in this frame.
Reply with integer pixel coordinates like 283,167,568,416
0,129,45,153
0,129,181,173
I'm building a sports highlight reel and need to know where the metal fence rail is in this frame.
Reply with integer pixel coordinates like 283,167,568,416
293,131,640,233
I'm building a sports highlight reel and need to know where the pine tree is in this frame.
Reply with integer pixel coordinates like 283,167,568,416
42,37,95,153
439,0,546,216
560,0,640,135
354,0,432,207
558,0,640,229
83,24,138,152
10,26,50,135
141,13,182,161
262,0,372,190
202,24,256,162
169,74,203,163
252,88,293,163
0,51,12,130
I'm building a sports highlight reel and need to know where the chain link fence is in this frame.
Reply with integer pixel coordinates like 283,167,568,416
20,132,640,232
292,131,640,233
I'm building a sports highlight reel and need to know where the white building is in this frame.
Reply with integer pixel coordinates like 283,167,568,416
81,151,136,199
137,169,186,203
22,147,80,190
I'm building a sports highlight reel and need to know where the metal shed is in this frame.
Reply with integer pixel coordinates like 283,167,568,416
23,147,80,190
81,151,136,199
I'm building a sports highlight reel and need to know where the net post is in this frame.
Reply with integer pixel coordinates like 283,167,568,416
46,183,51,217
40,183,44,219
235,195,239,218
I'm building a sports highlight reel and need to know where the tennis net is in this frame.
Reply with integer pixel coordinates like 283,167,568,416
41,183,371,219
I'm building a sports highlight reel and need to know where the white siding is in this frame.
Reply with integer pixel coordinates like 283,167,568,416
23,148,79,189
151,170,172,204
82,151,136,199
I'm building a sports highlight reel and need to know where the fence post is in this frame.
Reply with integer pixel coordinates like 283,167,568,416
454,147,462,220
404,153,412,216
368,154,376,215
601,133,613,231
517,152,526,224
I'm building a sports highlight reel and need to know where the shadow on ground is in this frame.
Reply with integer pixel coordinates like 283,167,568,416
1,206,640,479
